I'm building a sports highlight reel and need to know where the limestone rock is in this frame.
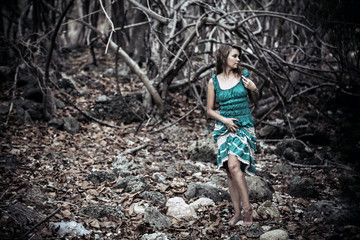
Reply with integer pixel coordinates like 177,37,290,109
189,197,215,210
96,95,109,103
166,197,197,219
140,232,169,240
259,229,289,240
50,221,90,237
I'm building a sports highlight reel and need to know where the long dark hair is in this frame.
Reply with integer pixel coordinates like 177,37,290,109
215,44,242,75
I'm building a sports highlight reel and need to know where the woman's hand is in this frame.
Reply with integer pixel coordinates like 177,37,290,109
241,76,257,92
222,117,239,133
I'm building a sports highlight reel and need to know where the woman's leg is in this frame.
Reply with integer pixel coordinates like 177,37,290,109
226,168,243,226
227,154,253,227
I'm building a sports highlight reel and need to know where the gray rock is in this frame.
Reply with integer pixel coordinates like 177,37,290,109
48,118,64,129
258,125,277,138
282,147,300,162
80,205,126,219
103,68,114,77
246,176,273,201
91,94,144,124
55,98,65,109
114,175,150,193
257,200,280,219
140,191,166,205
87,171,116,185
152,172,167,184
181,163,200,173
295,124,312,136
184,182,230,202
113,154,139,177
259,229,289,240
305,200,358,225
188,134,217,163
24,111,34,124
63,117,79,133
273,164,292,174
166,166,180,177
96,95,109,103
23,87,43,102
0,105,9,115
78,87,89,97
117,65,130,77
58,77,77,90
228,224,263,238
294,116,308,126
275,140,311,157
210,174,228,188
287,176,318,198
144,207,171,229
140,232,169,240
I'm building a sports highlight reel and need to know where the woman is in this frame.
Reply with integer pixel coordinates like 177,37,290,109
207,44,259,227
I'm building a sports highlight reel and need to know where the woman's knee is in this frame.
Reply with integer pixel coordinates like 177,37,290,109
227,160,241,174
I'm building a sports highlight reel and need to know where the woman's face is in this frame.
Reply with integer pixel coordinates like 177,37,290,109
226,48,240,69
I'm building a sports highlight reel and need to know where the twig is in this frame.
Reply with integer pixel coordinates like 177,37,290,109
124,143,150,154
286,161,353,171
148,104,200,134
0,189,8,201
5,66,19,125
115,45,143,121
17,206,61,240
44,0,75,87
288,83,336,102
127,0,170,24
99,0,115,54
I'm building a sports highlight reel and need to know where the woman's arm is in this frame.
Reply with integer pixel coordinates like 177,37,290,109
249,89,259,103
241,76,259,103
207,79,239,133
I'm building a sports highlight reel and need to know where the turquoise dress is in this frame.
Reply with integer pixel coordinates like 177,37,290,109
212,72,256,175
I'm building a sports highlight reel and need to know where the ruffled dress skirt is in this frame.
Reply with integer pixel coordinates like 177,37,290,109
212,74,256,175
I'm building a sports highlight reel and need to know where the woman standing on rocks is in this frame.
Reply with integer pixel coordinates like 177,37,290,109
207,44,259,227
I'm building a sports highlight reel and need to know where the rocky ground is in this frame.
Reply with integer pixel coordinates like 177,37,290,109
1,46,360,239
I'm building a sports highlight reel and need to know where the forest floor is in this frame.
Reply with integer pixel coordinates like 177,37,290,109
1,46,360,239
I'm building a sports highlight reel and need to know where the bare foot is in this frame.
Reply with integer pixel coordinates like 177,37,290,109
228,213,243,227
242,207,253,227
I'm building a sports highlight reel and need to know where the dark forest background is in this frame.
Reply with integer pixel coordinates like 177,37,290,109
1,0,360,239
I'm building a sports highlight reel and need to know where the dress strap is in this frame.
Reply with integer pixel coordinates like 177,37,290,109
212,74,220,92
